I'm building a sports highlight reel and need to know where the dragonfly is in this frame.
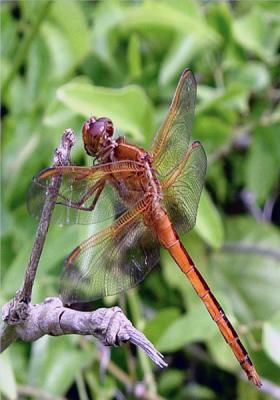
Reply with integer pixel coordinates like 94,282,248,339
28,69,261,387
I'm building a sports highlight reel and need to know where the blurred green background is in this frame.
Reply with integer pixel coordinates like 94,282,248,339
1,1,280,399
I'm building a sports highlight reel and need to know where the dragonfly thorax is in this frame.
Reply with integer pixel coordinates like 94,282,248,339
143,161,162,199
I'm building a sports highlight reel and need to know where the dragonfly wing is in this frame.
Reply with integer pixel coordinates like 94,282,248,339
151,69,196,177
60,196,160,304
161,141,207,235
27,161,143,225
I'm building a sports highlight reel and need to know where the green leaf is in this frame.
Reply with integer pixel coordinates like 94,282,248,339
41,21,75,79
85,371,115,399
160,35,206,86
193,115,232,157
157,304,217,352
270,104,280,124
26,35,50,106
233,8,279,62
263,312,280,366
43,99,79,130
50,0,90,65
209,217,280,323
197,83,249,114
184,384,216,400
195,189,224,249
207,161,228,203
91,1,124,71
158,369,185,394
56,80,154,143
2,225,80,300
207,2,233,44
207,331,239,373
245,123,280,204
0,349,17,400
0,5,18,60
144,308,180,344
226,62,270,92
5,76,27,115
127,34,142,80
28,336,93,395
27,0,90,84
121,2,220,45
248,349,280,384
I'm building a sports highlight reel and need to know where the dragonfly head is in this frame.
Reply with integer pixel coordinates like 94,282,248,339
82,116,114,157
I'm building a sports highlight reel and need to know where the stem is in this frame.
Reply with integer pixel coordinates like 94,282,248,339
96,350,164,400
2,0,52,95
127,290,159,398
17,385,67,400
119,293,137,381
222,242,280,261
76,372,89,400
96,350,134,387
20,129,75,303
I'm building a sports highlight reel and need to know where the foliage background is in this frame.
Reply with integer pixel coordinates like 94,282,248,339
1,1,280,399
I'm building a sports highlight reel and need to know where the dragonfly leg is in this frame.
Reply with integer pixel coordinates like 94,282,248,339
56,181,105,211
76,182,105,211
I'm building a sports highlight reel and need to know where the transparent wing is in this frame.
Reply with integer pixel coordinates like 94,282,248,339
161,141,207,235
151,69,196,177
27,161,144,225
60,196,160,304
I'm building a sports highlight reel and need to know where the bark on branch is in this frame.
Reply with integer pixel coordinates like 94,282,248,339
1,297,167,368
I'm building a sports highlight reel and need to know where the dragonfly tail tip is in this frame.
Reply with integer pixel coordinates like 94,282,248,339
249,369,262,388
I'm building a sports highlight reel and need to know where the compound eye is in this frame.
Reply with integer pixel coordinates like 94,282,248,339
90,121,106,138
82,116,104,156
82,117,96,137
97,117,114,137
106,120,114,137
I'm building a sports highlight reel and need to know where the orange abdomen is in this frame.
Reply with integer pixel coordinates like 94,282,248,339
153,211,261,387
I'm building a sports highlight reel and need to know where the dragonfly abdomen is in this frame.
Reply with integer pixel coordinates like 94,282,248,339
154,212,261,387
